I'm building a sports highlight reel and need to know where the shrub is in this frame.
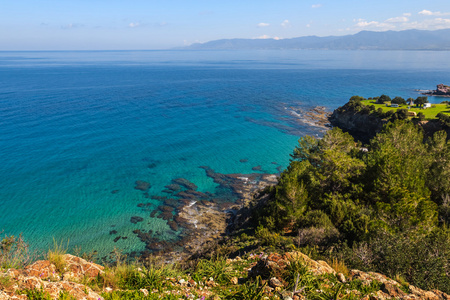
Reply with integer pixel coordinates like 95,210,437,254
0,233,33,269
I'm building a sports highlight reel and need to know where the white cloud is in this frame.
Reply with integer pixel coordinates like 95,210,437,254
257,22,270,27
128,22,140,28
419,10,450,16
404,13,412,17
254,35,281,40
312,4,322,8
419,10,433,15
385,16,409,23
353,13,450,32
281,20,290,28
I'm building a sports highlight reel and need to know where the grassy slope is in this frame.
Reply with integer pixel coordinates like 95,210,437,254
361,99,450,120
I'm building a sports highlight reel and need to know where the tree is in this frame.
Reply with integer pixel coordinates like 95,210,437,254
364,121,436,229
391,97,407,106
417,112,425,121
391,108,408,120
427,131,450,205
376,94,391,104
414,96,428,107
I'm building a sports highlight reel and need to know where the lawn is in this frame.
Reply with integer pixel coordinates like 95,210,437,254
361,99,450,120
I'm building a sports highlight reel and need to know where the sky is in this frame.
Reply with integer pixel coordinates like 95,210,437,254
1,0,450,50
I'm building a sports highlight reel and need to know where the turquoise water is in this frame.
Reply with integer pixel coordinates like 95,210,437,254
1,50,450,256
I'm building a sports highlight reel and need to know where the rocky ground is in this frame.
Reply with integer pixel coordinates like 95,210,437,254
1,251,449,299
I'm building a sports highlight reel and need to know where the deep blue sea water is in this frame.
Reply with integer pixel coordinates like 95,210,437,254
1,50,450,257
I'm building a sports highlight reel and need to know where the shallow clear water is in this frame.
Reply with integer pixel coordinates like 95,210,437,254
1,50,449,256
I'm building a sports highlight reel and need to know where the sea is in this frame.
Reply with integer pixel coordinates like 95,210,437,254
1,50,450,258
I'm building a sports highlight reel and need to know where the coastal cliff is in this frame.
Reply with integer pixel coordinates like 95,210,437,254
328,109,387,143
329,98,450,143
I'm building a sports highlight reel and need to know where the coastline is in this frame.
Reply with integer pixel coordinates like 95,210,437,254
134,170,279,263
131,106,331,263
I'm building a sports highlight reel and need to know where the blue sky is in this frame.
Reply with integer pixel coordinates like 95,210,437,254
1,0,450,50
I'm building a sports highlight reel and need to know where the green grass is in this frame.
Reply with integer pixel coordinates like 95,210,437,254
361,99,450,120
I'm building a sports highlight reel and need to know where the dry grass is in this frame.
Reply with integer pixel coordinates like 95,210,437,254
329,257,349,277
47,238,69,273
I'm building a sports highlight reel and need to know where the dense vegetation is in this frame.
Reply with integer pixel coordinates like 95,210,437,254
254,112,450,292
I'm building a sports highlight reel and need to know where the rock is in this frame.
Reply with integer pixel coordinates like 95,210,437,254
135,180,151,191
109,230,117,235
269,277,283,288
171,178,198,190
252,165,262,171
158,205,174,212
140,288,149,296
381,282,406,298
168,220,179,231
130,216,144,224
164,184,182,191
337,272,346,283
24,260,57,278
424,84,450,96
2,255,104,300
113,236,121,242
61,254,104,281
239,159,248,163
230,277,238,285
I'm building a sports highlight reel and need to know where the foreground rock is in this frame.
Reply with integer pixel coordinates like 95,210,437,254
2,250,449,299
0,254,104,300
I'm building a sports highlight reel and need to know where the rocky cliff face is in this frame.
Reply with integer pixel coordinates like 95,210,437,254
329,109,450,143
328,110,387,143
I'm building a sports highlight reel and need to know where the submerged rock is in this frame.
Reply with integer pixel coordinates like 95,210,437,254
130,216,144,224
165,183,182,191
171,178,198,191
135,180,151,191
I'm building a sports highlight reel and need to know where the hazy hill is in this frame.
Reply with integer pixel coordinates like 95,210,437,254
184,29,450,50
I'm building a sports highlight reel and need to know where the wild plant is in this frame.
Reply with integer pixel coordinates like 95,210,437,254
47,238,69,273
0,233,33,269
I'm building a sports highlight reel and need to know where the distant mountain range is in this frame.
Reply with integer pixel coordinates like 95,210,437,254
183,29,450,50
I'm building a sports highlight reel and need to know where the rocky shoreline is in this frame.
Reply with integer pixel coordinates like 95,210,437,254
422,84,450,97
122,167,280,264
288,105,331,130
